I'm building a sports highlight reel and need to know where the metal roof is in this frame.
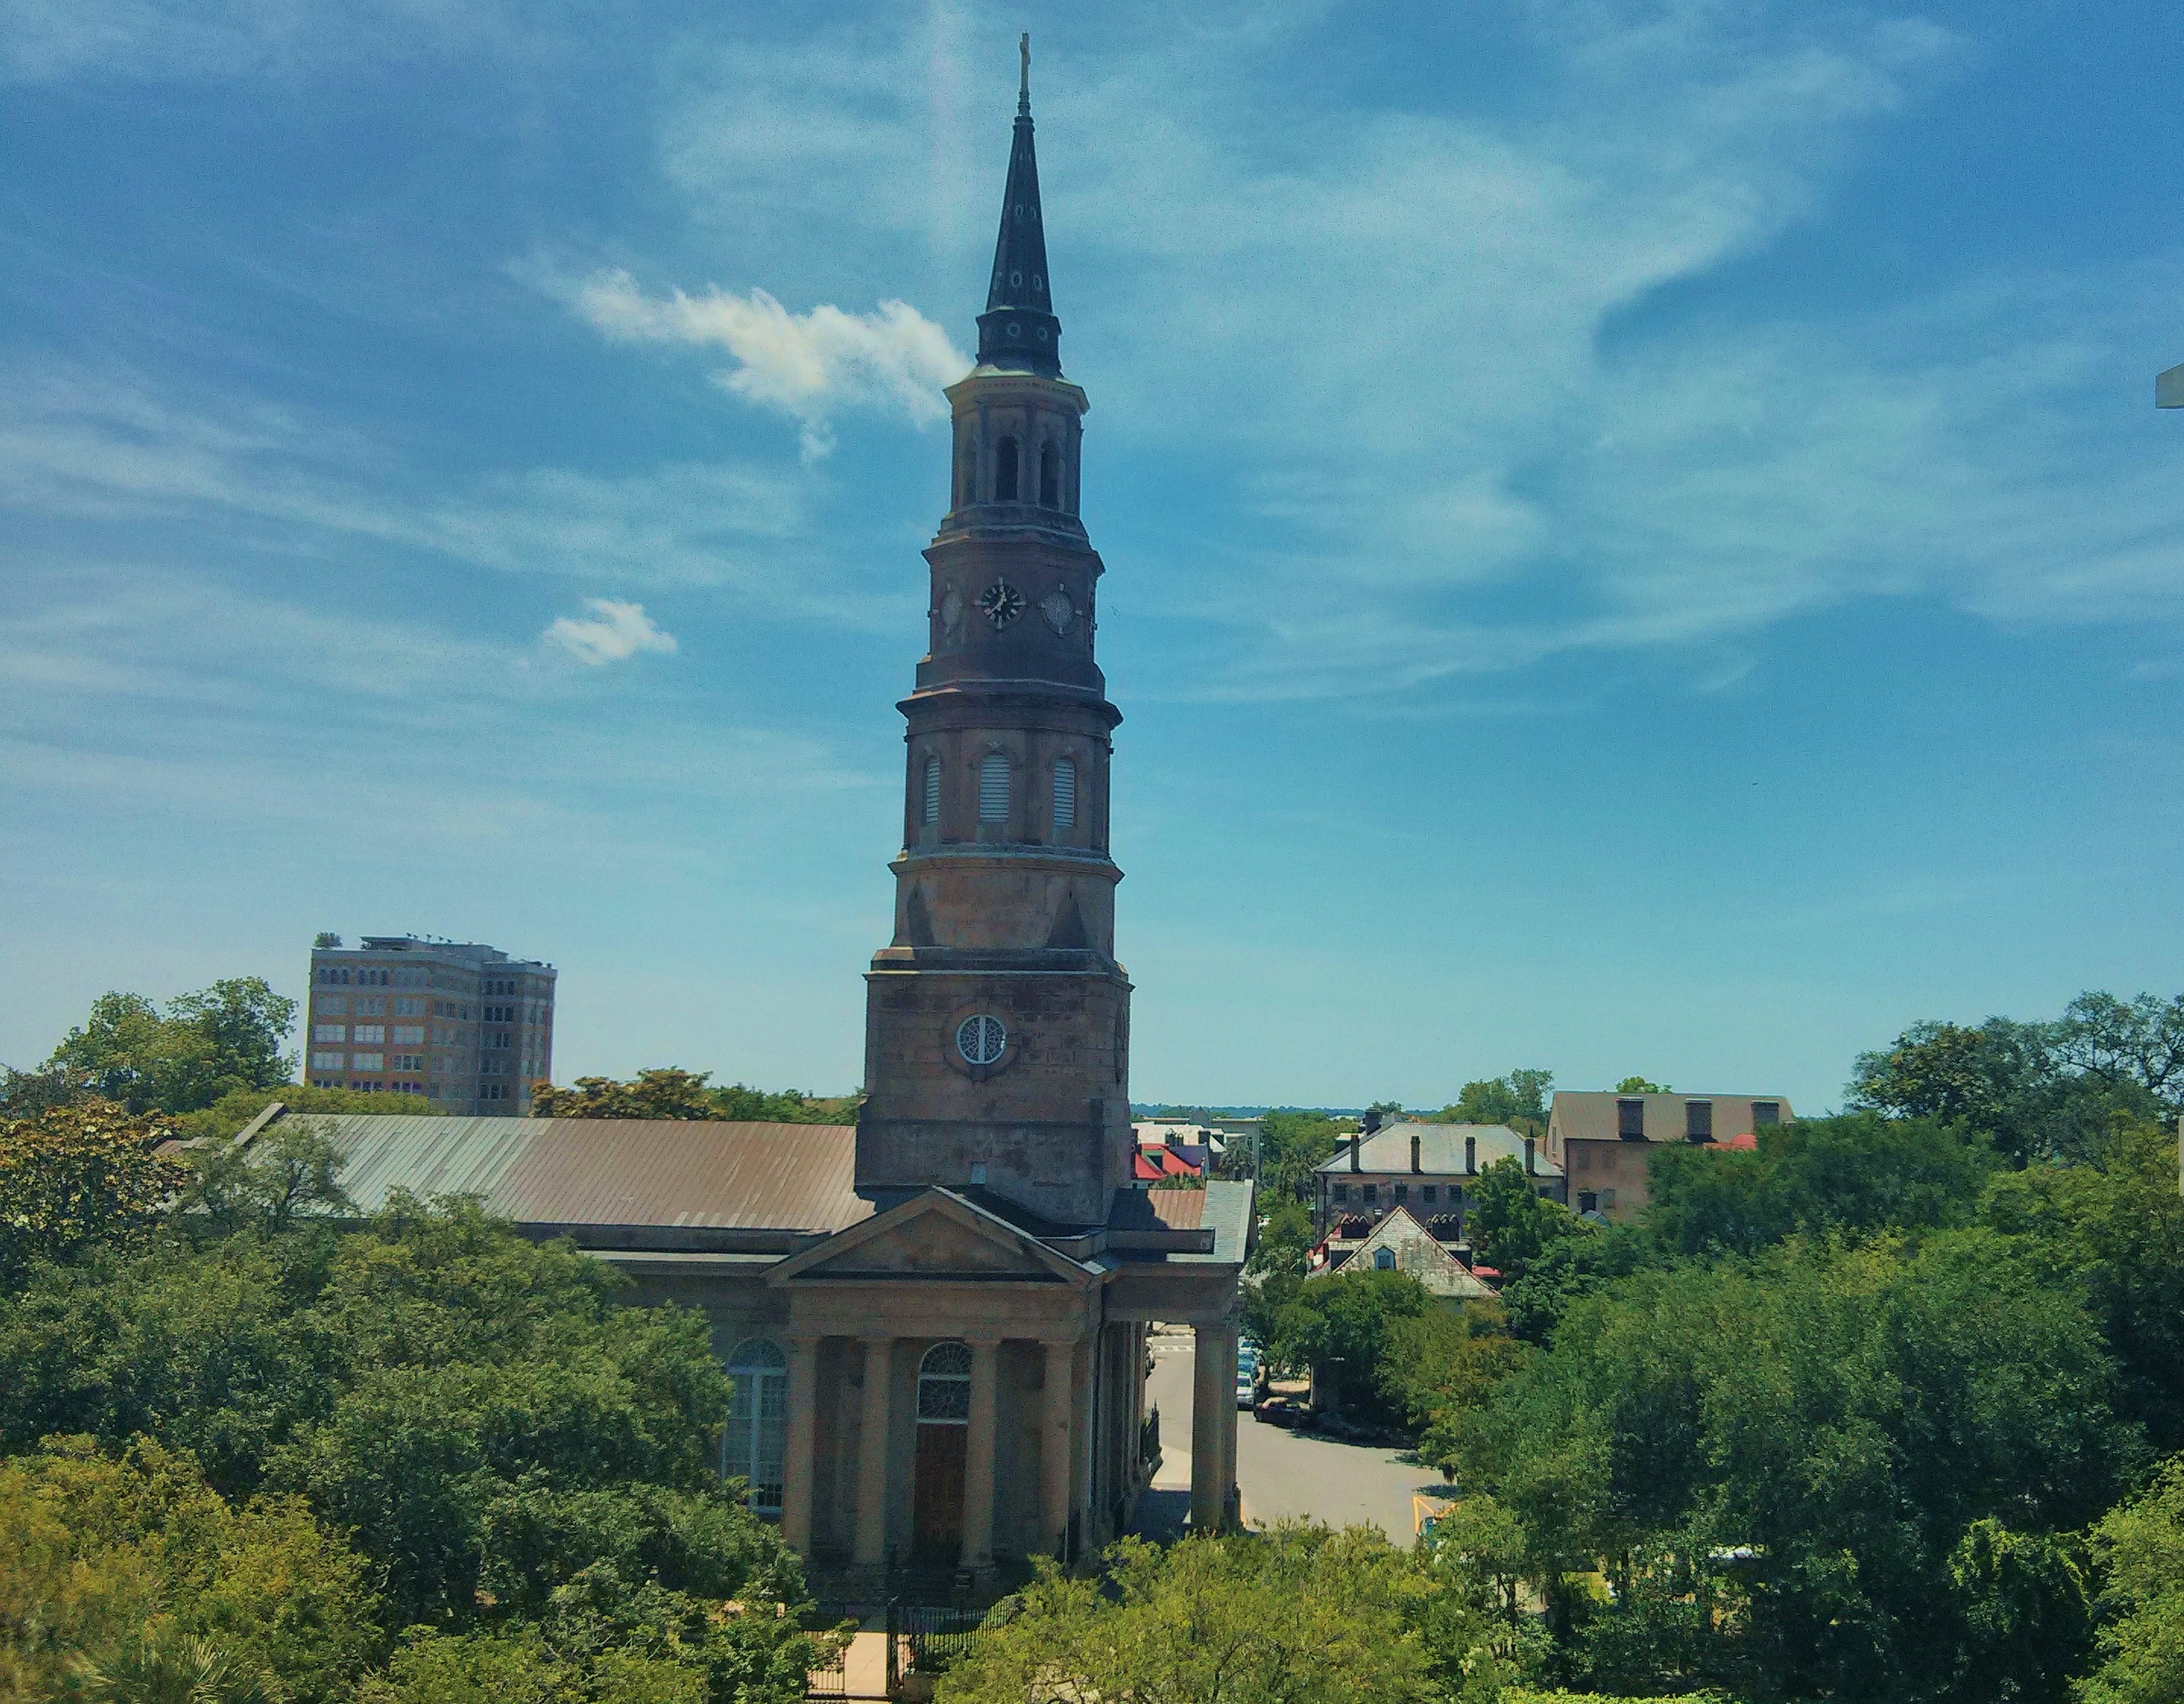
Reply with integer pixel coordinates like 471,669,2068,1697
1312,1122,1563,1181
267,1113,868,1235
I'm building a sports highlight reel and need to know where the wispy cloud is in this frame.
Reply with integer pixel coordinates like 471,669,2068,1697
543,598,678,664
573,271,966,458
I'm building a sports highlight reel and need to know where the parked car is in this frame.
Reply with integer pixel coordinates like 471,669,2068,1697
1234,1345,1261,1408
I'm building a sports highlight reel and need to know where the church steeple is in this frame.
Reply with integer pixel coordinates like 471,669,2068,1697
976,33,1062,377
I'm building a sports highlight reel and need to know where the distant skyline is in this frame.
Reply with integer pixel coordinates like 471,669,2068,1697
4,0,2181,1114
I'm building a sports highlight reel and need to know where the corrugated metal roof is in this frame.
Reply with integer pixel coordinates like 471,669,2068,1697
1145,1190,1206,1229
276,1114,868,1234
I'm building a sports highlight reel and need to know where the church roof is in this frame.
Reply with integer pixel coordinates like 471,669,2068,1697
975,33,1062,376
241,1110,870,1246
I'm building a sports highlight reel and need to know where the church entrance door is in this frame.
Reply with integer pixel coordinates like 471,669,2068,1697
912,1424,967,1562
911,1343,972,1564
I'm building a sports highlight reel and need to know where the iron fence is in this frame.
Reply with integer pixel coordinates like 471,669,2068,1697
885,1598,986,1696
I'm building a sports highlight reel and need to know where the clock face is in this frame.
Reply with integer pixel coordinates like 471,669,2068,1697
978,579,1024,627
957,1013,1007,1066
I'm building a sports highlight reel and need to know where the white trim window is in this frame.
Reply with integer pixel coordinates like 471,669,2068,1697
723,1338,788,1514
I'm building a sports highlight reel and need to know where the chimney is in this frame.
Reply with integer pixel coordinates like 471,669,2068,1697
1410,1131,1422,1174
1465,1134,1476,1175
1525,1136,1537,1175
1349,1133,1362,1172
1362,1106,1384,1135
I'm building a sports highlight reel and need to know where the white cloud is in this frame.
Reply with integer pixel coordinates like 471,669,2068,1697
573,271,967,458
542,598,677,665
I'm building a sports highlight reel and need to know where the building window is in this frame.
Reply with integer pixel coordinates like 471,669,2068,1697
978,753,1009,823
723,1338,787,1514
1617,1097,1646,1139
310,1050,342,1070
1421,1185,1438,1204
352,1052,383,1071
1362,1184,1378,1204
353,1025,384,1044
993,436,1019,501
1578,1190,1599,1213
1686,1100,1713,1142
1039,442,1061,507
923,756,941,825
393,1025,424,1046
355,997,385,1018
314,1024,345,1043
395,997,423,1017
1393,1184,1409,1202
1053,757,1076,832
1753,1101,1781,1127
1331,1184,1349,1204
319,997,347,1016
917,1341,973,1422
1374,1248,1396,1270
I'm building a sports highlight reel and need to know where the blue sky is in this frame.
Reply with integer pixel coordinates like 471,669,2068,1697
4,0,2181,1113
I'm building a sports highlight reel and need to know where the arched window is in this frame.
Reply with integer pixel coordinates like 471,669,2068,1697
993,436,1019,502
922,756,942,825
1052,757,1076,833
1039,442,1061,508
917,1341,973,1424
1374,1247,1397,1271
978,753,1009,824
723,1338,788,1514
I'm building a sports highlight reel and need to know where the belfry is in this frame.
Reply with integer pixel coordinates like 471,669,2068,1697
263,44,1251,1596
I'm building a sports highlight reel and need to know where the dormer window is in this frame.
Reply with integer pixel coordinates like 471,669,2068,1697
993,436,1020,501
1039,442,1061,507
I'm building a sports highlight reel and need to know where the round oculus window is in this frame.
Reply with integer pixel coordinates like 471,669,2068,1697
957,1014,1007,1066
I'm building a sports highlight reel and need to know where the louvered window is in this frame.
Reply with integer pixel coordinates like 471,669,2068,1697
978,753,1009,823
922,756,941,825
1053,756,1077,831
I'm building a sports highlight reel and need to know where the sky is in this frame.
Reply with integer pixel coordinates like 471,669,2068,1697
4,0,2181,1115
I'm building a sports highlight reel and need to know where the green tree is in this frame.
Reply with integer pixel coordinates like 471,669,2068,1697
1431,1071,1554,1137
44,979,297,1115
2077,1457,2184,1704
1272,1268,1432,1425
1466,1157,1585,1282
938,1526,1436,1704
532,1068,857,1125
0,1435,380,1704
1642,1112,1996,1257
0,1097,188,1283
1614,1077,1671,1094
1257,1110,1346,1203
172,1081,435,1146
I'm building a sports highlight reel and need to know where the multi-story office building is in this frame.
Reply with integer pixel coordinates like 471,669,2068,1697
305,936,556,1115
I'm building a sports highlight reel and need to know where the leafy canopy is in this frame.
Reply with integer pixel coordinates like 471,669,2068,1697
39,978,297,1115
532,1067,857,1125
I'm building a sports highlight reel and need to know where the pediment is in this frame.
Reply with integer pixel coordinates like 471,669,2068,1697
769,1188,1090,1286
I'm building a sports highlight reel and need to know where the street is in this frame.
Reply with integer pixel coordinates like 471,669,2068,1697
1140,1327,1447,1542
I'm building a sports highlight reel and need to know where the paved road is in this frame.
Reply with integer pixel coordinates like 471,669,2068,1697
1141,1330,1447,1543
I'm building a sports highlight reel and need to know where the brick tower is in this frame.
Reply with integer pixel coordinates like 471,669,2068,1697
856,43,1134,1229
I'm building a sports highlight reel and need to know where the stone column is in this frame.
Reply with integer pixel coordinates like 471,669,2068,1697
1071,1339,1095,1548
780,1334,822,1554
1191,1321,1227,1533
853,1336,894,1570
961,1336,1002,1576
1040,1336,1076,1558
1217,1319,1241,1530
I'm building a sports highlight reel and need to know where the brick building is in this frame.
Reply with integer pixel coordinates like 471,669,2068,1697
1545,1090,1794,1220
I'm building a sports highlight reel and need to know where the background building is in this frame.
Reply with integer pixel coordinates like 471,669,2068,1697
1545,1090,1794,1220
1312,1116,1565,1236
306,935,556,1114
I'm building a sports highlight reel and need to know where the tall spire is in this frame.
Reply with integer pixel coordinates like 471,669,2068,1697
976,32,1062,376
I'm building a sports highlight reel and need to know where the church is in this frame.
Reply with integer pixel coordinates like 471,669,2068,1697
242,55,1252,1589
